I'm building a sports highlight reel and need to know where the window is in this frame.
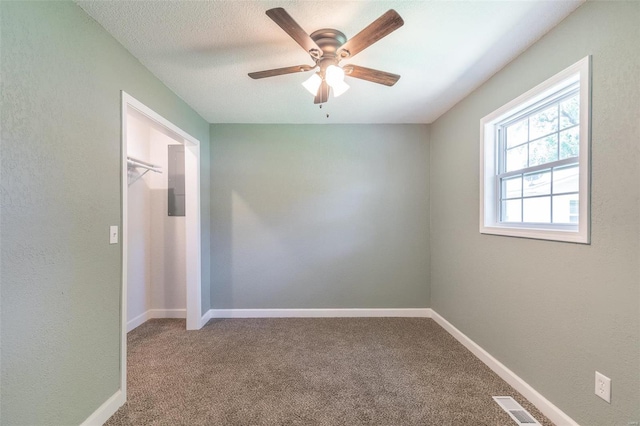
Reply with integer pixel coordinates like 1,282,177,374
480,56,591,243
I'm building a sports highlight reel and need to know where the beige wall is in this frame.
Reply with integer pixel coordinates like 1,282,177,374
127,112,153,323
127,112,188,328
429,2,640,424
148,126,187,313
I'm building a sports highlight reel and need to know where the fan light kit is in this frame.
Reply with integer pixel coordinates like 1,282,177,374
249,8,404,104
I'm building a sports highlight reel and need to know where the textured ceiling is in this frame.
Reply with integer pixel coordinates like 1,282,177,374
77,1,583,124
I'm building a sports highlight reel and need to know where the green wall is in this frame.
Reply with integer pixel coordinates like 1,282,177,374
429,2,640,424
0,2,210,424
210,124,430,309
3,1,638,425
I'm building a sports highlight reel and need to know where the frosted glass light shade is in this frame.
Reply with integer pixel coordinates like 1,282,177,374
302,73,322,96
325,65,345,86
325,65,349,97
331,80,350,97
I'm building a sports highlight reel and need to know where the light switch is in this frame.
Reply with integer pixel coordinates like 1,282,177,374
109,225,118,244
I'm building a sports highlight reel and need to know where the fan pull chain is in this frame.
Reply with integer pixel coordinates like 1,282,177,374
318,103,330,118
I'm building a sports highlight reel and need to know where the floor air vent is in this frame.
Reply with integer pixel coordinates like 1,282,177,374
493,396,541,425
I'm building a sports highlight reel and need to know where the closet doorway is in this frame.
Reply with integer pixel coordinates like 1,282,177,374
120,92,202,398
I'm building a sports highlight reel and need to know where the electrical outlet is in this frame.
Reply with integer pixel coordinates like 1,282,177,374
595,371,611,403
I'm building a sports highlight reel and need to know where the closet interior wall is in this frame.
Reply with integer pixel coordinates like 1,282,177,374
127,109,186,330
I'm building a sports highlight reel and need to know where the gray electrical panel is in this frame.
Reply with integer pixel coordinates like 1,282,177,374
168,145,185,216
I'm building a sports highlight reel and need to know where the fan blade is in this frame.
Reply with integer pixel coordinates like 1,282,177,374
266,8,322,58
248,65,314,79
337,9,404,60
314,80,329,104
343,65,400,86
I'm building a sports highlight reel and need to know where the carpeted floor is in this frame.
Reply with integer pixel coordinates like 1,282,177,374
106,318,552,425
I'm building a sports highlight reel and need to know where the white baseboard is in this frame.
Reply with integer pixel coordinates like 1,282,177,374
200,309,213,328
127,311,149,332
430,310,578,426
127,309,187,332
79,389,124,426
204,308,433,319
150,309,186,319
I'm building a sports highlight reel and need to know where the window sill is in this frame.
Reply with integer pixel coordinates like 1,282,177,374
480,224,590,244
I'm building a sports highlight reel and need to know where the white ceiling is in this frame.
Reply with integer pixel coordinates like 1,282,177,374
77,1,583,124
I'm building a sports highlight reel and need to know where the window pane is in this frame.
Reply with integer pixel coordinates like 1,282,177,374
559,126,579,159
506,144,527,172
529,105,558,140
482,58,589,242
529,134,558,167
523,171,551,197
502,199,522,222
560,95,580,129
501,176,522,199
553,165,579,194
523,196,551,223
553,194,579,223
506,119,528,148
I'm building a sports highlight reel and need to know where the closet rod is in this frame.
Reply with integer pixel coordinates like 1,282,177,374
127,156,162,173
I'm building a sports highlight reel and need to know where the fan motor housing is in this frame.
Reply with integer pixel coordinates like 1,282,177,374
310,29,347,57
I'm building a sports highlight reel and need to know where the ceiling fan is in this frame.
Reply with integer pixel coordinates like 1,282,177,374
248,8,404,104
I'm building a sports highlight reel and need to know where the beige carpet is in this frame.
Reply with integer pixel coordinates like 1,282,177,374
106,318,552,425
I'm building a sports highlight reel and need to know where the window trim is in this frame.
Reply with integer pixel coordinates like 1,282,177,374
479,56,591,244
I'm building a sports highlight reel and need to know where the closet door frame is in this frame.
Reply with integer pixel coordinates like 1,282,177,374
120,91,203,401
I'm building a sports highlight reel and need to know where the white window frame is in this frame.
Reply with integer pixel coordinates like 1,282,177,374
480,56,591,244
